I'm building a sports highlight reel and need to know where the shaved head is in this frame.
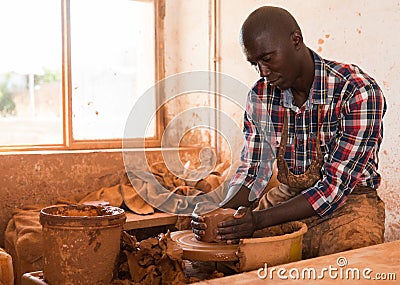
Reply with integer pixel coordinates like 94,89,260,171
240,6,300,47
239,6,313,91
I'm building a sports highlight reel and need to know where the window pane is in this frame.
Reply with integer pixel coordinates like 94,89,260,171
70,0,156,140
0,0,63,146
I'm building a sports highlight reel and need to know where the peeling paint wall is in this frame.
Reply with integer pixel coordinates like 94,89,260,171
219,0,400,240
163,0,216,157
217,0,400,242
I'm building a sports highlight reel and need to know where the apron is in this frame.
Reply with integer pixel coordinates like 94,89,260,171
256,106,385,259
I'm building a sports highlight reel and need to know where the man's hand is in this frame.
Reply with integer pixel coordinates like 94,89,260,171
216,206,256,244
191,212,207,241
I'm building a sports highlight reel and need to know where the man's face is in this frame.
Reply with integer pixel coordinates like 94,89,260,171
243,31,300,90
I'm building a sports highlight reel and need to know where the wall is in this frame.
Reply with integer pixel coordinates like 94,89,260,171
218,0,400,242
163,0,216,149
164,0,400,241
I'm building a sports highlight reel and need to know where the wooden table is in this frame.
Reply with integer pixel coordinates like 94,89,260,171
193,240,400,284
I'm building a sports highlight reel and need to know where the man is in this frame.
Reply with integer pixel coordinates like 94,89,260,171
192,6,386,258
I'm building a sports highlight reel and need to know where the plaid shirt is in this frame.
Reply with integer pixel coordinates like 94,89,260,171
230,50,386,217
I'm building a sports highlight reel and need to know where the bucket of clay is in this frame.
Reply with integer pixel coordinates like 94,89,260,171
39,204,126,285
236,221,307,271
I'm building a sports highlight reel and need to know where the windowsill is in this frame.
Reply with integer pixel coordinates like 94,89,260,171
0,146,205,156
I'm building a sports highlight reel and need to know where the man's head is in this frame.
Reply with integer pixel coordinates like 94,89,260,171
240,6,310,90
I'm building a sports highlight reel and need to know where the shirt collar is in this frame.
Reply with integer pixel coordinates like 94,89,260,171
279,49,329,109
309,49,329,105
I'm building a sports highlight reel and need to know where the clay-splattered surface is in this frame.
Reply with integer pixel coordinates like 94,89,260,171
41,205,125,285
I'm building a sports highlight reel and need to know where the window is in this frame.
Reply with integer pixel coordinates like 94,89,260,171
0,0,163,151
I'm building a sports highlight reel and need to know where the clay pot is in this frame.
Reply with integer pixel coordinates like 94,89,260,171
202,208,236,243
39,205,126,285
237,221,308,271
192,202,236,243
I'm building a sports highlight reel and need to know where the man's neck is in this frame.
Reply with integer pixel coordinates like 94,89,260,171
291,48,315,107
291,89,308,107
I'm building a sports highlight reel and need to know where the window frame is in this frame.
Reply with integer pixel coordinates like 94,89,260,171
0,0,165,152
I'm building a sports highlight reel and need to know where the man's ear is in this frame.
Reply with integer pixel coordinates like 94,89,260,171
291,30,303,50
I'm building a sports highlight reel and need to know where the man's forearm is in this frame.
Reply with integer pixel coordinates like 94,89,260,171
252,194,316,230
219,185,317,230
219,185,255,209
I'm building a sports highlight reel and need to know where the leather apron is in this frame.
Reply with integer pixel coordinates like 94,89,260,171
257,106,385,259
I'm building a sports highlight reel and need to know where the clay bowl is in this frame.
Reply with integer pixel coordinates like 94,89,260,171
237,221,308,271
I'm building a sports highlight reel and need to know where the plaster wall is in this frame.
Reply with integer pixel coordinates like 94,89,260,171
218,0,400,242
164,0,400,241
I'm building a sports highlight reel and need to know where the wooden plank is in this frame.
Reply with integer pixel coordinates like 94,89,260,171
123,211,177,230
193,240,400,284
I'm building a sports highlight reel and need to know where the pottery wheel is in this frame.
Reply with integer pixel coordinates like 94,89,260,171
170,230,238,262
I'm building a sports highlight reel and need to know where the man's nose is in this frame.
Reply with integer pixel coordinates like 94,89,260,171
257,63,272,77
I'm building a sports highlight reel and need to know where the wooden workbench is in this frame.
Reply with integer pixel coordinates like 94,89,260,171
123,211,178,230
193,240,400,284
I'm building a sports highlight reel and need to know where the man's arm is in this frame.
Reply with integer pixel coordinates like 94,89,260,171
223,185,318,225
215,192,316,243
219,185,254,209
252,194,316,230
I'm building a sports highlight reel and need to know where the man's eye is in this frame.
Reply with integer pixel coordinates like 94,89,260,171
261,57,271,63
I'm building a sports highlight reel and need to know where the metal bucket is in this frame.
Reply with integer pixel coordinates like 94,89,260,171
39,205,126,285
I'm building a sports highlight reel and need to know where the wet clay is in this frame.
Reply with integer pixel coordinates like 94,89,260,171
202,208,236,243
40,205,126,285
43,204,123,218
112,231,186,285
